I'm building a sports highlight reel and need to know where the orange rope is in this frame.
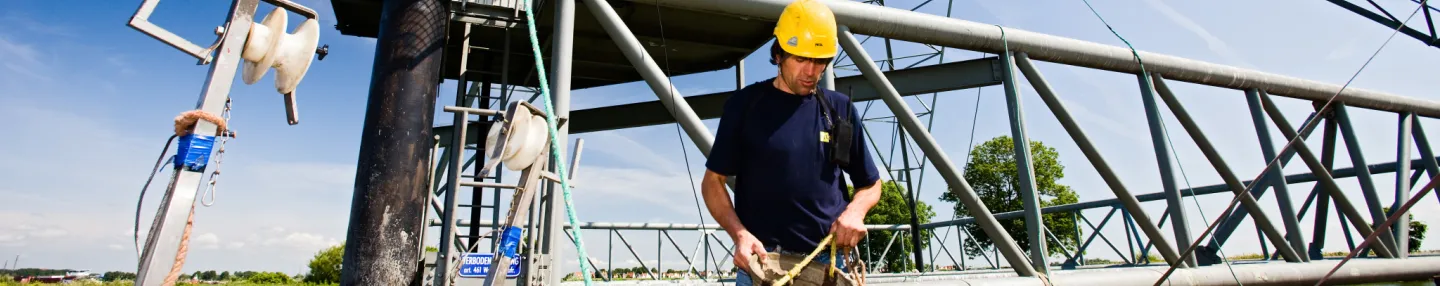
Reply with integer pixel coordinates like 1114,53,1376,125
173,110,227,136
160,205,196,286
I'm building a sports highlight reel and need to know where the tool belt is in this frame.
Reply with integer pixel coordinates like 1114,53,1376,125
746,250,864,286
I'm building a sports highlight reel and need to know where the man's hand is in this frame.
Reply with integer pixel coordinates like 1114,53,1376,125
830,210,867,248
833,179,882,248
732,231,767,275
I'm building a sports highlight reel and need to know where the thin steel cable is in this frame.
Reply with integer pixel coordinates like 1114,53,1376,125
653,0,715,281
1160,115,1244,285
1145,0,1428,284
1074,0,1244,282
135,135,177,260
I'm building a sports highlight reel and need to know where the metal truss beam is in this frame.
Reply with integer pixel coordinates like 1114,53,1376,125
920,156,1437,229
1326,0,1440,48
563,56,1000,134
857,256,1440,285
622,0,1440,118
839,25,1038,277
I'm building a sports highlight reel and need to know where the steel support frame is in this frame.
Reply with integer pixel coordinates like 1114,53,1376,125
1326,0,1440,48
1254,92,1396,258
621,0,1440,118
1333,105,1402,250
1012,53,1181,265
579,0,714,155
1311,117,1341,260
837,25,1037,277
536,0,576,283
1153,76,1302,263
135,1,256,285
998,50,1049,273
1394,112,1415,258
1135,70,1198,268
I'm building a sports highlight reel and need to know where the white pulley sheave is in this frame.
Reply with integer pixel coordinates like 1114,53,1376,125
241,7,320,94
484,102,551,172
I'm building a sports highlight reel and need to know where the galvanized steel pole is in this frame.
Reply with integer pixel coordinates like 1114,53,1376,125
1394,112,1414,258
1254,94,1396,258
1152,75,1302,262
1238,87,1310,260
837,26,1037,277
543,0,576,282
1135,72,1196,268
1333,105,1397,250
1012,53,1181,266
1310,118,1340,260
619,0,1440,118
581,0,715,155
999,50,1049,273
341,0,447,283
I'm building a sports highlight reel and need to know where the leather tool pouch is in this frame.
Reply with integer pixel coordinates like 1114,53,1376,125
747,252,859,286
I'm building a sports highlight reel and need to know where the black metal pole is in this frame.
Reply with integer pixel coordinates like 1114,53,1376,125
340,0,447,284
899,130,926,272
468,79,491,248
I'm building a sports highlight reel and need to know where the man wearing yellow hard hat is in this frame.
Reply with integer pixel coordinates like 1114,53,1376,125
701,0,882,284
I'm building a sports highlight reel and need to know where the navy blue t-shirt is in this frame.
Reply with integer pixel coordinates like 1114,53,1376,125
705,79,881,253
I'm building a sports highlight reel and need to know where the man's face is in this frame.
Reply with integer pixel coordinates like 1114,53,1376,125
776,54,831,95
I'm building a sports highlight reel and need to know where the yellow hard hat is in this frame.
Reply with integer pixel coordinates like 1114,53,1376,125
773,0,838,59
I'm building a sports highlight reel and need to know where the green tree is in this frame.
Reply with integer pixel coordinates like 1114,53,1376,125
848,181,936,273
202,270,218,280
218,271,230,281
940,136,1079,257
1383,207,1429,253
305,243,345,284
248,271,293,284
99,271,136,282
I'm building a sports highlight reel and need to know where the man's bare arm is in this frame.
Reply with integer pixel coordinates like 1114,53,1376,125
701,170,746,239
845,179,883,216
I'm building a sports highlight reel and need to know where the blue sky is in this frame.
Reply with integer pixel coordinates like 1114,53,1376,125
3,0,1440,277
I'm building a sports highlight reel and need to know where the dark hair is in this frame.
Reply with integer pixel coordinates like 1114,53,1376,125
769,38,790,65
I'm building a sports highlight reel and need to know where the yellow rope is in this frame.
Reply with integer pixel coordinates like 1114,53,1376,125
772,234,834,286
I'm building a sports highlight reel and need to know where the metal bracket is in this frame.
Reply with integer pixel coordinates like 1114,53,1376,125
128,0,319,65
129,0,223,64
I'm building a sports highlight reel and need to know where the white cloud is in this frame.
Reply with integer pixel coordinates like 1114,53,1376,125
2,13,77,37
248,227,341,251
0,233,26,247
30,228,68,238
0,34,40,65
108,244,125,251
196,233,221,249
226,242,246,250
1141,0,1254,68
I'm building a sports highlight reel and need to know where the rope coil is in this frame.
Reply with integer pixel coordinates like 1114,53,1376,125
136,101,235,286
